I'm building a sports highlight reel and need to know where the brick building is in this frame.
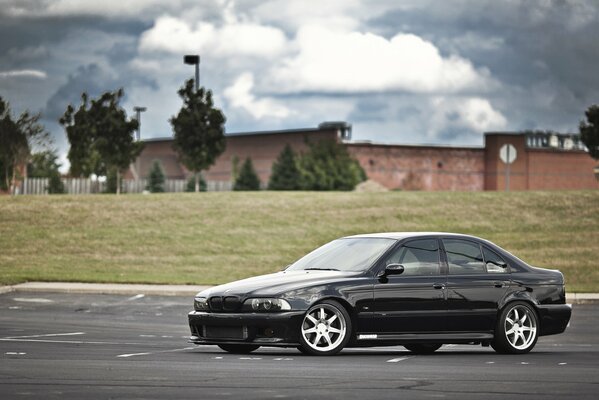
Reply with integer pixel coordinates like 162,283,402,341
126,122,599,191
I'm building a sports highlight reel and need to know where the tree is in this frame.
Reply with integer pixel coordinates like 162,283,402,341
186,174,207,192
298,139,366,191
146,160,166,193
268,144,302,190
0,96,49,194
580,104,599,161
234,157,260,190
60,89,143,194
27,150,65,194
170,79,226,192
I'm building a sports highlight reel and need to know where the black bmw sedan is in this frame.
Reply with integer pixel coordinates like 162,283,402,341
188,232,572,356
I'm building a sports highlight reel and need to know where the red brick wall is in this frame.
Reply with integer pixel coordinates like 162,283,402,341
485,133,599,190
484,134,528,191
203,130,337,183
126,130,598,192
527,150,599,190
347,143,485,191
125,129,339,184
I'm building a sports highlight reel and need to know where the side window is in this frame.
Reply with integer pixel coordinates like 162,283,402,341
444,239,485,275
483,247,509,273
385,239,440,276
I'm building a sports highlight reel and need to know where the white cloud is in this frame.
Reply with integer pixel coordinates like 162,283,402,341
429,97,507,137
224,72,291,120
139,15,287,58
266,26,495,94
0,69,47,79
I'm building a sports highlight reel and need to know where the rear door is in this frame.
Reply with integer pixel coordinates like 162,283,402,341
442,238,510,332
372,238,447,333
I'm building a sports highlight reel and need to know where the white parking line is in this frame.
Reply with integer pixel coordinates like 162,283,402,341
5,352,26,355
386,356,412,363
3,332,85,339
239,357,262,360
12,298,53,303
117,352,151,358
116,347,194,358
127,294,145,301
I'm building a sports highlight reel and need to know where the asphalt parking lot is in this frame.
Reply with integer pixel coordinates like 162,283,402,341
1,291,597,399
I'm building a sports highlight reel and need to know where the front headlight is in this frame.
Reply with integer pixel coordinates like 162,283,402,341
194,297,209,311
242,298,291,312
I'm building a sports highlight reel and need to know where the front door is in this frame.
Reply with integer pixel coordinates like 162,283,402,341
373,238,447,333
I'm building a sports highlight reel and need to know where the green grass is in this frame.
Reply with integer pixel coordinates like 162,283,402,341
1,191,598,292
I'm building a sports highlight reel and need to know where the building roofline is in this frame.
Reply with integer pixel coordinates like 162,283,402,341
344,140,483,151
141,125,342,143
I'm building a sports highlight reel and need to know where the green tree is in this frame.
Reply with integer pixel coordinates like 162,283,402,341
580,104,599,161
146,160,166,193
234,157,260,191
27,150,65,194
60,89,143,194
0,96,49,194
268,144,301,190
298,139,366,191
170,79,226,192
186,174,207,192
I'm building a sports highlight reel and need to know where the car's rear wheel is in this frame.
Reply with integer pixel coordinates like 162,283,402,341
298,300,351,356
217,344,260,354
492,301,539,354
403,343,442,354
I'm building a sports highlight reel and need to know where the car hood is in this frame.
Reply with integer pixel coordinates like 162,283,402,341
196,270,361,298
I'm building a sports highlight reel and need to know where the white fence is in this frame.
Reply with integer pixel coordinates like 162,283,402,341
19,178,233,195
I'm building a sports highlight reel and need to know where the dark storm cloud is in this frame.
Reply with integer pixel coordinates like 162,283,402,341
1,0,598,164
367,0,599,131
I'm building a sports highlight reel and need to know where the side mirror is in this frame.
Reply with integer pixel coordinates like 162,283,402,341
377,263,405,278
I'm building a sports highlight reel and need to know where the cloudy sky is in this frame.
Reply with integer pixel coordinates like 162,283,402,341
1,0,598,167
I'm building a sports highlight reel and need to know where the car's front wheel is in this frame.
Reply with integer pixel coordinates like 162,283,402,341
217,344,260,354
298,300,351,356
492,301,539,354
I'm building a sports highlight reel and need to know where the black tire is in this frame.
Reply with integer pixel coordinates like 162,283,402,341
298,300,352,356
403,343,442,354
217,344,260,354
492,301,539,354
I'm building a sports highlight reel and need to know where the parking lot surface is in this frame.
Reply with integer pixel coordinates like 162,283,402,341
1,292,597,399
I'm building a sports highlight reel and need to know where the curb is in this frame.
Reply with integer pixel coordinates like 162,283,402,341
0,282,210,297
1,282,599,304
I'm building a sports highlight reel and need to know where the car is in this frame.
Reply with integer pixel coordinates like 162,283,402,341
188,232,572,356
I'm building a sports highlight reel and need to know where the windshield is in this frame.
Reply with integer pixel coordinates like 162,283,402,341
286,238,396,272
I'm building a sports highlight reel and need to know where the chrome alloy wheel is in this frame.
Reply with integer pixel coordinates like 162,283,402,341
301,303,347,353
504,304,537,350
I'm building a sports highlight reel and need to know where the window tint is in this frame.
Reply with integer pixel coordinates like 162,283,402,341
444,239,485,275
384,239,440,276
483,247,509,273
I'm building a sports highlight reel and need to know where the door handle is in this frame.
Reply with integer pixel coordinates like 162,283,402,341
433,283,445,290
494,282,505,288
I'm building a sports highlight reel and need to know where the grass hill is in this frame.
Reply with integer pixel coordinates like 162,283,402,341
1,190,597,292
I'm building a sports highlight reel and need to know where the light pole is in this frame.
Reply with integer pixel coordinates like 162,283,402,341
133,106,147,141
184,54,200,91
132,106,146,186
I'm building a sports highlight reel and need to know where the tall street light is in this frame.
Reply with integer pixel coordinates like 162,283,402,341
132,106,147,184
133,106,147,141
184,54,200,91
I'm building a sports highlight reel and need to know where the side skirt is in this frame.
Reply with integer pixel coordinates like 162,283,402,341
353,332,494,345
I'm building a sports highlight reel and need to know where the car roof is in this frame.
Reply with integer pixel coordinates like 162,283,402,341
343,232,482,241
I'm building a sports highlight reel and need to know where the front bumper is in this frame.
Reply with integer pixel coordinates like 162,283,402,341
537,303,572,336
188,310,305,347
